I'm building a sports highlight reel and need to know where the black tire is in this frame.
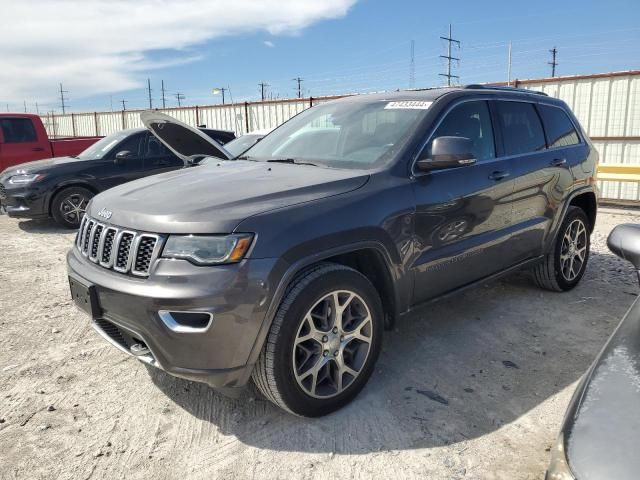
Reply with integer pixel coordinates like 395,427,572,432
51,186,94,229
533,206,591,291
252,263,384,417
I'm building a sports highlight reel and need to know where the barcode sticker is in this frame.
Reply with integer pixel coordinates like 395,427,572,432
384,101,433,110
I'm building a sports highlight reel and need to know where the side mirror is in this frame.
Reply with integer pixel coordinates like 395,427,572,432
114,150,134,164
608,224,640,271
417,136,476,171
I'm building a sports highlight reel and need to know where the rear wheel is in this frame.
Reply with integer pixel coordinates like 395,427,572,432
51,186,93,229
252,263,384,417
533,206,590,291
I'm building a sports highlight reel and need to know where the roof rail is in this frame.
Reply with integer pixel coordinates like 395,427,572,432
463,84,548,96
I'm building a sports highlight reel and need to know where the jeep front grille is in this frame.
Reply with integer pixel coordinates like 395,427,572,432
77,216,162,277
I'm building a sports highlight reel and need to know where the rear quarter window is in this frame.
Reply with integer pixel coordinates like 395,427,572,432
496,101,546,156
538,104,581,148
0,118,37,143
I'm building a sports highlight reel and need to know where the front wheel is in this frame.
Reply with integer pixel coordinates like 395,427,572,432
252,263,384,417
51,186,94,229
533,206,591,291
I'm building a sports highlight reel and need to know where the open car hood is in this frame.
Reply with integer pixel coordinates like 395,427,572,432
140,110,232,163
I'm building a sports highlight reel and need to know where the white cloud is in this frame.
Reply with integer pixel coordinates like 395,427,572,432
0,0,357,107
263,40,275,48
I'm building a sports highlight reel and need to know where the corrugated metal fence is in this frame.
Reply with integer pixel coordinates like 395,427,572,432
40,71,640,201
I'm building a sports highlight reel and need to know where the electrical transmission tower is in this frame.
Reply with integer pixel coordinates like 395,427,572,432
175,92,186,107
147,78,153,108
258,82,269,101
59,83,69,114
439,24,460,86
409,40,415,88
292,77,304,98
548,47,558,77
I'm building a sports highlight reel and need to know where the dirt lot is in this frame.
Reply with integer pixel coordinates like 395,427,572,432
1,208,639,480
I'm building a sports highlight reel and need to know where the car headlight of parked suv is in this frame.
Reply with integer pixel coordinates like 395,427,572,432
8,173,46,185
162,233,253,265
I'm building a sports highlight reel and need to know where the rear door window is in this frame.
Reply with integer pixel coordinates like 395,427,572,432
0,118,37,143
538,104,581,148
496,102,546,155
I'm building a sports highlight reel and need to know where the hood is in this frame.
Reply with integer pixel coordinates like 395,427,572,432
564,297,640,480
1,156,85,176
140,110,232,163
87,160,369,233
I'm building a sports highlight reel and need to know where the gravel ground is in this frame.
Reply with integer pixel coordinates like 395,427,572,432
1,208,639,480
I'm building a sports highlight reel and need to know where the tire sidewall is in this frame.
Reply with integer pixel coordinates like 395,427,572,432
51,187,93,229
272,269,384,417
553,208,590,290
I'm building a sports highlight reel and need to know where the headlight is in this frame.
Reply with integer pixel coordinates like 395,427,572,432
546,433,575,480
8,173,45,185
162,234,253,265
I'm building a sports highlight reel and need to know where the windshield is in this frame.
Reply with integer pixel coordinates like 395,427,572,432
76,130,132,160
242,100,430,169
225,134,264,158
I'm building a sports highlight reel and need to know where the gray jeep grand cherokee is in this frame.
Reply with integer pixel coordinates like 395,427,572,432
67,86,598,416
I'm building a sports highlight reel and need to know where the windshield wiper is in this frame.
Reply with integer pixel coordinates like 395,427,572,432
266,158,318,167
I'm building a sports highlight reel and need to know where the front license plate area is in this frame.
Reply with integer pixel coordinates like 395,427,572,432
69,276,100,318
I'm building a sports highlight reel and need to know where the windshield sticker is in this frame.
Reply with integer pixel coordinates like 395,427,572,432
384,101,432,110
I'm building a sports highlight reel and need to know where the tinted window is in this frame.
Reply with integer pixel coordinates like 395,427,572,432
112,133,143,159
1,118,37,143
497,102,546,155
144,135,172,158
425,101,495,162
539,104,580,148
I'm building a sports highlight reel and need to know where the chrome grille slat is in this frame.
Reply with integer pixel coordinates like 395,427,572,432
74,216,163,278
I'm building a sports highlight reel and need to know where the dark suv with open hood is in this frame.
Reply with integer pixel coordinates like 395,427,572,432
67,86,598,416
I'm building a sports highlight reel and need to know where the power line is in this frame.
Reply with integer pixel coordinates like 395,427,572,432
439,24,460,86
59,83,69,114
147,78,153,109
258,82,269,101
292,77,303,98
409,40,415,88
175,92,185,107
549,46,558,77
161,80,167,108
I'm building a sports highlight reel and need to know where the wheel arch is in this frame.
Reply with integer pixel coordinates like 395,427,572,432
47,182,99,217
545,186,598,252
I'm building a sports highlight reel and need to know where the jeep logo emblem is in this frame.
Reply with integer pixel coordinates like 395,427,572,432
97,208,113,220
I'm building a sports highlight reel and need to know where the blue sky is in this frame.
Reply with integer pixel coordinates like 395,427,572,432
2,0,639,113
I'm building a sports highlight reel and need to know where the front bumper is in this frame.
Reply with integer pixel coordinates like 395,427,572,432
67,246,278,389
0,183,48,219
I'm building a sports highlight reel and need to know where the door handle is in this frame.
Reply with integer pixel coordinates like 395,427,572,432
551,158,567,166
489,171,510,181
32,147,45,152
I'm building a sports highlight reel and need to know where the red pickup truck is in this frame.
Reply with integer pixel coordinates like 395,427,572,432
0,114,101,172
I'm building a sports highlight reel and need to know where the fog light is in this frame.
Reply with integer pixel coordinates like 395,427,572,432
158,310,213,332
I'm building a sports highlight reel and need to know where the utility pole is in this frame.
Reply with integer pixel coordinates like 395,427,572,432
23,100,27,113
292,77,303,98
147,78,153,108
409,39,415,88
258,82,269,101
549,47,558,77
507,41,512,86
110,95,114,111
439,24,460,86
220,87,227,105
175,92,185,107
59,83,69,114
121,99,127,111
161,80,167,108
35,102,40,114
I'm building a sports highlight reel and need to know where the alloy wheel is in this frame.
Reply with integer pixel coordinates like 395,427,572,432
292,290,373,398
560,218,588,281
59,193,88,226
